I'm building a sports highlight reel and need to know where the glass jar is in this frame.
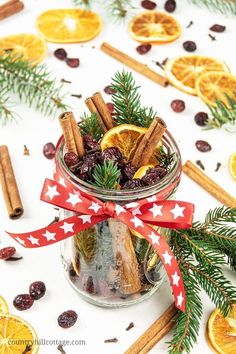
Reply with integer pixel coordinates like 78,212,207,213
58,130,181,308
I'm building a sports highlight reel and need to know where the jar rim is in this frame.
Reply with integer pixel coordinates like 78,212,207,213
56,130,182,201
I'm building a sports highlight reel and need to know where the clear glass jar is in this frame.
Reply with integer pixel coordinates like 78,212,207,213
58,131,181,308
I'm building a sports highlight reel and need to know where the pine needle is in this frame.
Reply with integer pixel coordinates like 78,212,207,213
92,160,121,189
79,112,103,140
187,0,236,15
205,93,236,129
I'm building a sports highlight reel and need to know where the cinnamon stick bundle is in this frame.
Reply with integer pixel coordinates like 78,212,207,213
0,0,24,21
0,145,24,219
59,112,85,158
85,92,113,132
183,160,236,207
125,303,177,354
132,117,167,168
109,219,141,295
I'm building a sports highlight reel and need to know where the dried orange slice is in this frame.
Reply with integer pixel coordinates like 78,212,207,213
229,152,236,181
165,55,229,95
129,11,181,43
36,9,102,43
196,72,236,106
101,124,147,162
0,33,47,66
207,305,236,354
0,295,9,314
133,164,156,179
0,313,38,353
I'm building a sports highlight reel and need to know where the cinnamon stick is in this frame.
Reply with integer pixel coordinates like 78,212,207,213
101,42,168,88
132,117,167,168
183,160,236,207
85,92,113,132
0,145,24,219
109,219,141,295
59,112,85,158
125,303,177,354
0,0,24,20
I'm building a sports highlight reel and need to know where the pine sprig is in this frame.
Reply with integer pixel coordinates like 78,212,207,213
110,70,156,127
79,112,103,140
205,93,236,129
72,0,92,7
0,55,68,123
187,0,236,15
92,160,121,189
106,0,135,21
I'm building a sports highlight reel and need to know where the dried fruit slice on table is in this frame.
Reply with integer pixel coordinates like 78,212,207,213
207,305,236,354
0,314,38,353
36,9,102,43
128,11,181,43
229,152,236,181
0,33,47,66
0,295,9,314
195,72,236,106
164,55,229,95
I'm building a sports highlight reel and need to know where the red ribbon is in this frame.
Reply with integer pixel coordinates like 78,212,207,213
6,166,194,312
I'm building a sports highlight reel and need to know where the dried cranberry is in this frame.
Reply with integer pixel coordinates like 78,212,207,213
164,0,176,12
29,281,46,300
43,142,56,160
104,86,117,95
101,147,122,164
122,179,143,190
210,24,225,33
83,135,100,151
106,102,115,114
84,275,96,294
64,152,80,167
194,112,209,126
54,48,67,61
195,140,212,152
183,41,197,52
122,163,137,181
136,44,152,55
58,310,78,328
13,294,34,311
141,0,156,10
142,167,167,185
66,58,80,68
77,153,100,180
171,99,185,113
0,247,16,260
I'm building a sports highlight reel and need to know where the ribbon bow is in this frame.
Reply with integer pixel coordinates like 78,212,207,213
7,174,194,312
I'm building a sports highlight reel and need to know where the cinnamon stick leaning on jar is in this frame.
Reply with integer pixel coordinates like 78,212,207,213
0,145,24,219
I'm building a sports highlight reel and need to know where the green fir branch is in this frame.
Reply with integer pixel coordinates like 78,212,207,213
187,0,236,15
79,112,103,140
72,0,92,7
106,0,135,21
205,93,236,129
0,90,18,125
0,55,68,123
92,160,121,189
110,70,156,127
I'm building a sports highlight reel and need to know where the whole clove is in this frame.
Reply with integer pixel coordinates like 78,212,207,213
22,345,32,354
215,162,221,172
104,338,118,343
126,322,134,331
23,145,30,156
186,20,193,28
61,78,72,84
71,94,82,99
57,344,66,354
208,34,216,41
196,160,205,170
48,216,59,226
5,256,23,262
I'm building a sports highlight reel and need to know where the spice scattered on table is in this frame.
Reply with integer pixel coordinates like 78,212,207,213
13,294,34,311
186,20,193,28
196,160,205,170
48,216,60,226
57,344,66,354
171,99,185,113
215,162,221,172
210,24,226,32
0,0,24,21
104,338,118,343
22,345,32,354
43,142,56,160
126,322,134,331
183,40,197,52
57,310,78,328
164,0,176,12
194,112,209,126
136,44,152,55
61,78,71,84
5,256,23,262
208,34,216,41
0,246,16,260
71,94,82,99
195,140,212,152
23,145,30,156
141,0,157,10
29,281,46,300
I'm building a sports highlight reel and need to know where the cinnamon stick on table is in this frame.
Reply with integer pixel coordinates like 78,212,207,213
0,0,24,21
59,112,85,159
85,92,113,132
101,42,169,88
125,303,177,354
0,145,24,219
132,117,167,168
183,160,236,207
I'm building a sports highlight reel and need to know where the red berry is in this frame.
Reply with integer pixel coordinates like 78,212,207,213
210,24,225,33
29,281,46,300
64,152,80,167
104,86,117,95
0,247,16,260
183,41,197,52
141,0,157,10
43,143,56,160
66,58,80,68
54,48,67,60
195,140,212,152
106,102,115,114
13,294,34,311
58,310,78,328
171,99,185,113
164,0,176,12
136,44,152,55
194,112,209,126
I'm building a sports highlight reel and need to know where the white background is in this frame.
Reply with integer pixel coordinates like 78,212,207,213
0,0,236,353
